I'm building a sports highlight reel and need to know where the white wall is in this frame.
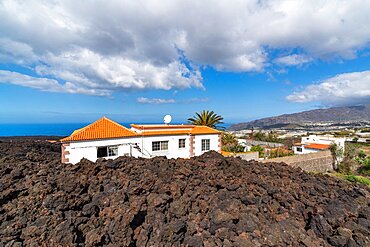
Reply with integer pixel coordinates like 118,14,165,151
293,146,321,155
66,137,143,164
301,135,345,151
293,134,346,155
292,146,301,154
139,134,191,159
193,134,220,156
64,133,220,164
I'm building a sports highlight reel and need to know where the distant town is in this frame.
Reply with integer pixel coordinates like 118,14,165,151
230,121,370,158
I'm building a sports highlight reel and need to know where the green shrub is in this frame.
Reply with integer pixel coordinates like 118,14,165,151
250,145,264,158
337,159,355,174
358,150,367,159
221,132,245,153
358,157,370,175
268,148,293,158
345,175,370,187
222,143,245,153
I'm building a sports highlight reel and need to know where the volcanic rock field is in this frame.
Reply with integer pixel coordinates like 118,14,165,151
0,138,369,246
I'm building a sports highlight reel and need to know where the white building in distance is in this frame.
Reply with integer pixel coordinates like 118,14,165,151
61,117,221,164
293,135,345,155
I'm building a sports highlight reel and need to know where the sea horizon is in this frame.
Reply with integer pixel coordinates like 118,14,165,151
0,122,232,137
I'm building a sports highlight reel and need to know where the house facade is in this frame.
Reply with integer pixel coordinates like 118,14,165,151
61,117,221,164
293,135,345,155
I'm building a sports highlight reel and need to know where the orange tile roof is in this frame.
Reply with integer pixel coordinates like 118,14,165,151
138,126,221,136
304,143,331,150
60,117,137,142
61,117,221,142
191,126,221,134
131,124,195,129
221,150,233,156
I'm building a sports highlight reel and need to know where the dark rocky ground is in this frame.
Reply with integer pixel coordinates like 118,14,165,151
0,138,369,246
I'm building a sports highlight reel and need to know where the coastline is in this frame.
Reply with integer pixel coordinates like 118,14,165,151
0,123,232,137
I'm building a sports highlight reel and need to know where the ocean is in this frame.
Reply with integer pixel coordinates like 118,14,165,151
0,123,131,137
0,123,231,137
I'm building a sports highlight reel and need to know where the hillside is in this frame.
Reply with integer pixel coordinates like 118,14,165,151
1,139,369,246
229,105,370,131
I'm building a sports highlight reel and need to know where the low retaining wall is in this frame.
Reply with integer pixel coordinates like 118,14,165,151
245,139,284,148
262,150,333,173
230,152,259,161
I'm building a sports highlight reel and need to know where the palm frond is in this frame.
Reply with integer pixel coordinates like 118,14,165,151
188,110,224,129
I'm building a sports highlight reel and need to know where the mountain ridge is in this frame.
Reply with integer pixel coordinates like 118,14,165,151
229,105,370,131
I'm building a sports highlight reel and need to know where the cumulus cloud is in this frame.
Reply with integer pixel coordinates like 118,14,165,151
0,70,111,96
185,97,209,103
137,97,209,104
286,71,370,104
137,97,176,104
1,0,370,95
274,54,313,66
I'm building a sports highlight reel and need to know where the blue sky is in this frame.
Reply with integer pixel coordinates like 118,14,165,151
1,0,370,124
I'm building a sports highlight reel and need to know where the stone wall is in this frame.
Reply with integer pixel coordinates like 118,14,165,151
262,150,333,173
245,139,284,148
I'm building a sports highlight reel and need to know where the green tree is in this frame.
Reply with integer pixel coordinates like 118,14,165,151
329,143,343,170
221,132,238,146
221,132,245,153
250,145,264,158
188,110,224,129
329,143,344,170
335,143,360,174
251,131,264,141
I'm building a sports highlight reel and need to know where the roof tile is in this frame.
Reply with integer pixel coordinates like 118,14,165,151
305,143,331,150
138,126,221,136
61,117,221,142
60,117,137,142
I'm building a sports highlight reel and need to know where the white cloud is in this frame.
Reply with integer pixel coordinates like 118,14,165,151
137,97,176,104
286,70,370,104
1,0,370,95
185,97,209,103
137,97,209,104
0,38,37,64
0,70,111,95
274,54,313,66
34,48,203,91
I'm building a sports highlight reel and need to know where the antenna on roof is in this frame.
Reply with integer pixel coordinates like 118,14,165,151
164,114,172,125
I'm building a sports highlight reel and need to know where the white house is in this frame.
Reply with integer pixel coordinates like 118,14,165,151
61,117,221,164
293,135,345,155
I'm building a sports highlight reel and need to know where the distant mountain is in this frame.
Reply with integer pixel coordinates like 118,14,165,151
229,105,370,131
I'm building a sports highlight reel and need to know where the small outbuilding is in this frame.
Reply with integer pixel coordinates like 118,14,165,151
292,134,345,155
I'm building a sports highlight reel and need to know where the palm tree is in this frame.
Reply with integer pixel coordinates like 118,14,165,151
221,132,237,146
188,110,224,129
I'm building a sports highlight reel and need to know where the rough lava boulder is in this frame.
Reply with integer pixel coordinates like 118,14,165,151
0,139,369,246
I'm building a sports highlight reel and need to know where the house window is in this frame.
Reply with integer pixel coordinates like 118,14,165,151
97,147,107,158
161,141,168,150
179,139,186,149
108,146,118,156
152,141,160,151
152,141,169,151
296,147,302,152
201,139,210,151
97,146,118,158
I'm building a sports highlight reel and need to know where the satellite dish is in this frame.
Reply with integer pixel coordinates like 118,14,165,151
164,115,172,124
